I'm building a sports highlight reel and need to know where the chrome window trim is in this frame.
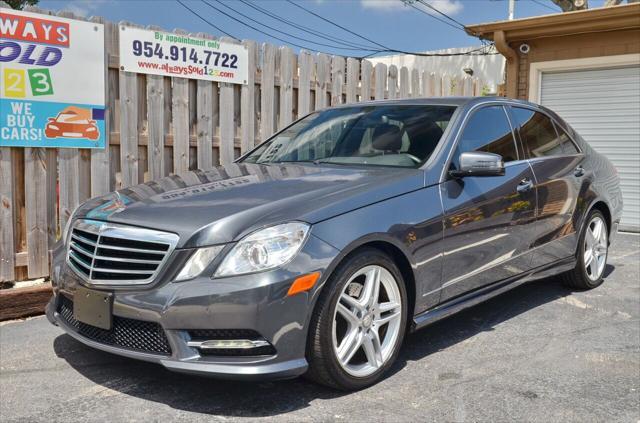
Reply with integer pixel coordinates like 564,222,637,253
66,219,179,286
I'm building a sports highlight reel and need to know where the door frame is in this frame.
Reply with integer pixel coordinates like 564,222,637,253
528,53,640,103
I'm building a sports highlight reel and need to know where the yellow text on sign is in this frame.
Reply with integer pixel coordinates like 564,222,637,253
3,68,27,99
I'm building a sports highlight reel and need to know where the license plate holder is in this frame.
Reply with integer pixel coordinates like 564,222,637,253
73,286,113,330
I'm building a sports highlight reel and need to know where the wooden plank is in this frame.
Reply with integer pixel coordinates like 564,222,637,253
45,149,57,247
196,78,214,169
241,40,257,152
297,49,312,117
260,43,276,141
422,71,434,97
119,23,139,187
147,75,166,177
144,26,166,179
0,283,52,321
473,77,483,96
11,149,26,281
360,60,372,102
388,65,398,99
374,63,387,100
346,57,359,104
411,68,420,98
330,56,345,106
442,74,453,97
434,73,443,97
463,76,473,96
314,53,330,109
279,46,294,128
58,148,80,240
0,148,15,282
171,29,190,174
219,37,236,165
90,16,111,197
25,148,48,278
399,66,410,98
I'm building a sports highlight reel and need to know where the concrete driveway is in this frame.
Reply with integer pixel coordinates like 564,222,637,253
1,233,638,422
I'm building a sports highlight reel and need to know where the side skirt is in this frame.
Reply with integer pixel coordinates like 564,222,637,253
411,257,576,332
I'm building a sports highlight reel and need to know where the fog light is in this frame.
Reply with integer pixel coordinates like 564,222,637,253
187,339,270,350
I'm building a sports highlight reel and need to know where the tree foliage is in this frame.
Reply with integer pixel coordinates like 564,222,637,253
5,0,39,10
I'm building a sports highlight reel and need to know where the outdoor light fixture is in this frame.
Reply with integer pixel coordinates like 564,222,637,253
463,67,474,76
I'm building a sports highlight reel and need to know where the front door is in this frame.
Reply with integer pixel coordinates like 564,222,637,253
440,105,537,302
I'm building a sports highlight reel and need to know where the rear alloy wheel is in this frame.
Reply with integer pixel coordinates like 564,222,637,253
306,249,407,390
562,210,609,290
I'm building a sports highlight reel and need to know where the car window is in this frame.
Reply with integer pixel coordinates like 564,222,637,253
554,124,580,155
451,105,517,169
512,107,565,158
242,105,457,168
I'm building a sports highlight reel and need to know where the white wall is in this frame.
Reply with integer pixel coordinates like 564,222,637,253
368,46,505,93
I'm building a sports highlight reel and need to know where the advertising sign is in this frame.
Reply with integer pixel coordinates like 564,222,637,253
0,10,106,148
119,26,248,85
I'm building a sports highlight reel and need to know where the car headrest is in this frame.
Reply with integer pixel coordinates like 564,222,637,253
372,124,402,152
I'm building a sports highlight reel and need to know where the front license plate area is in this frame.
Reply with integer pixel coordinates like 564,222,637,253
74,286,113,330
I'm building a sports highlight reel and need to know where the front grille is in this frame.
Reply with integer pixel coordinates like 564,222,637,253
188,329,277,356
57,295,172,355
67,219,178,285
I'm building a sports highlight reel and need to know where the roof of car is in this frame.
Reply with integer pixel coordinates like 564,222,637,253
330,96,540,109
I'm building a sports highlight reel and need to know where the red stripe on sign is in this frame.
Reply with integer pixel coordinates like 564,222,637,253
0,12,70,47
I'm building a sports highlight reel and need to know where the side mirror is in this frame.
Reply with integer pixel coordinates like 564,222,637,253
449,151,505,178
48,117,55,122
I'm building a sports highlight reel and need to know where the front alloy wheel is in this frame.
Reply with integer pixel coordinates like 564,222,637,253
332,265,403,378
306,248,407,390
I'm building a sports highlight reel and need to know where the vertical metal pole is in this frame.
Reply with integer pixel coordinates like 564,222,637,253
508,0,515,19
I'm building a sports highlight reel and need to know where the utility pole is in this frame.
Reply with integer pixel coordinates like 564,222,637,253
508,0,515,19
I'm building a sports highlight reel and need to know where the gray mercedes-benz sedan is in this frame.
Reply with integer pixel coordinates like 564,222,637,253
47,97,623,390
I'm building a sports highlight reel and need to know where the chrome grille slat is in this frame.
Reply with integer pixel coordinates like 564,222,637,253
92,243,168,254
66,219,179,286
71,234,97,247
92,255,163,264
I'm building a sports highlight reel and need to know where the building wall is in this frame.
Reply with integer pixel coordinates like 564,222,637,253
512,28,640,99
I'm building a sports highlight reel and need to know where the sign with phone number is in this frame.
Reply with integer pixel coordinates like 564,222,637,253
119,26,248,85
0,9,106,149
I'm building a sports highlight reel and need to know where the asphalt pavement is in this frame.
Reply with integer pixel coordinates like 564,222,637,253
1,233,638,422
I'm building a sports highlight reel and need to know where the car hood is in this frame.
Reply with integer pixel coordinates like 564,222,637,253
76,163,424,248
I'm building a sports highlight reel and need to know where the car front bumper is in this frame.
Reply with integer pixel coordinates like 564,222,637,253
47,233,340,380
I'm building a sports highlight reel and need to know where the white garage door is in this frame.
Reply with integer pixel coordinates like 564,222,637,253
540,65,640,231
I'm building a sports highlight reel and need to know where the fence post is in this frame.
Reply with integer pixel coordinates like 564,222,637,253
374,63,387,100
411,68,420,98
298,50,313,118
330,56,345,106
260,43,276,142
0,148,15,282
241,40,257,152
346,57,359,104
399,66,410,98
279,46,294,128
219,37,237,165
360,60,372,102
314,53,330,110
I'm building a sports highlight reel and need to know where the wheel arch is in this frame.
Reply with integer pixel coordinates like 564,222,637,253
311,234,418,322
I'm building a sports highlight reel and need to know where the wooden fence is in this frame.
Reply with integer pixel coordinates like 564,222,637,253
0,6,486,283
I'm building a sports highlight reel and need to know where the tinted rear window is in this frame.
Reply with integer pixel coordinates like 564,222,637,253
512,107,564,158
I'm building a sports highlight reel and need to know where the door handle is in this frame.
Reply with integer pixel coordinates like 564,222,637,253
517,178,533,194
574,165,585,177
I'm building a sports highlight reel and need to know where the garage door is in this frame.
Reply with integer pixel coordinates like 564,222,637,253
540,66,640,231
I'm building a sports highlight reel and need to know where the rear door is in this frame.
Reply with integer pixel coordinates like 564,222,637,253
509,106,586,268
439,105,537,301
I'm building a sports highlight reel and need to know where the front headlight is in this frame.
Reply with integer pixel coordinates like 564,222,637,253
215,222,310,277
175,245,224,281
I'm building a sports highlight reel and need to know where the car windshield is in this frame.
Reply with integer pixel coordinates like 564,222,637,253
242,105,457,168
56,113,89,124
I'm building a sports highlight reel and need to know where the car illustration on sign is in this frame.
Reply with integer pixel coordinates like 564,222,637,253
44,106,100,140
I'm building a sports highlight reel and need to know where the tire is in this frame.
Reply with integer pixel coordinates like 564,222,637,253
561,209,609,290
305,248,408,391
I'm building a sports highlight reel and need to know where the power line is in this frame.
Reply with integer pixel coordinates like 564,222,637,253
239,0,377,51
531,0,560,12
175,0,238,40
285,0,393,51
414,0,468,29
401,0,467,32
212,0,379,52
